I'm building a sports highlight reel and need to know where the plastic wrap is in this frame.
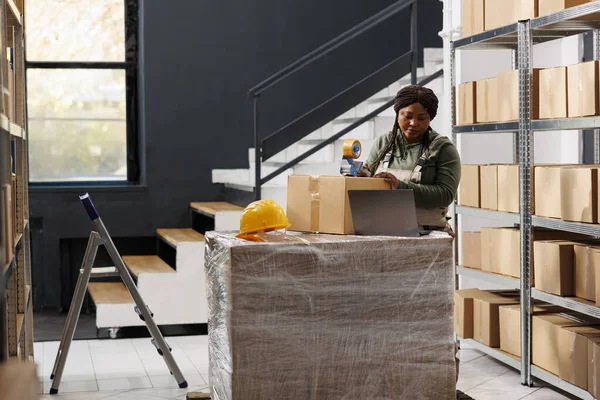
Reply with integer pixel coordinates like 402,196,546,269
205,231,456,400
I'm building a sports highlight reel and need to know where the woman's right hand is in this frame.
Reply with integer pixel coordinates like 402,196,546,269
357,164,371,177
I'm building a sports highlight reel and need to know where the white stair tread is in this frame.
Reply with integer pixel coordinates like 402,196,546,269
88,282,134,305
190,201,243,216
123,255,175,276
157,228,205,247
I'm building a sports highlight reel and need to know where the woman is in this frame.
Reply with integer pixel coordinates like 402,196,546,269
360,84,461,230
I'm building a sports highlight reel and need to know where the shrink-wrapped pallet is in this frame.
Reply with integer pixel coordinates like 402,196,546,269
205,231,456,399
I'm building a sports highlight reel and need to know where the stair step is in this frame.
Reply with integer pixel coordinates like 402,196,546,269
123,255,175,277
88,282,134,305
190,201,244,217
157,228,205,248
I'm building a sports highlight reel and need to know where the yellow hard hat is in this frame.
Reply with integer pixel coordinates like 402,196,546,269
236,200,291,240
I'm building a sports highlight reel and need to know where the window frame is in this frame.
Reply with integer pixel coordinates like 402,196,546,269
25,0,140,186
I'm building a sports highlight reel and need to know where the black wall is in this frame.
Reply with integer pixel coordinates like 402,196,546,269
29,0,442,309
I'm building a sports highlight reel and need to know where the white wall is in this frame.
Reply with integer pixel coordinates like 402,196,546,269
445,0,583,289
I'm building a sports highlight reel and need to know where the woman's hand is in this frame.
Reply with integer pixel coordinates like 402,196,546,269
374,172,400,189
356,164,371,177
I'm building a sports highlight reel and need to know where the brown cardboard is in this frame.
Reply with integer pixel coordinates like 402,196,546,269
487,77,500,122
463,0,485,37
458,82,477,125
539,0,595,17
594,252,600,306
540,66,568,119
6,61,14,121
575,244,600,302
516,0,539,20
473,296,519,347
454,289,509,339
287,175,389,235
533,241,575,296
462,232,482,270
485,0,516,31
560,167,598,223
482,227,586,279
476,79,489,123
460,165,480,208
0,361,39,400
497,165,519,213
534,165,562,218
533,314,600,389
568,61,600,118
500,303,565,358
589,337,600,399
480,165,498,210
499,69,541,122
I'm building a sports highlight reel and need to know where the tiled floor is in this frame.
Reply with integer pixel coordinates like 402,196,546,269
35,337,576,399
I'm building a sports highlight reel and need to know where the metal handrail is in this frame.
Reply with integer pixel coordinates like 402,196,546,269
248,0,417,97
260,68,443,185
251,0,420,200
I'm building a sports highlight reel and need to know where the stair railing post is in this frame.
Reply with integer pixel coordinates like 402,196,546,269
254,95,261,201
410,1,418,85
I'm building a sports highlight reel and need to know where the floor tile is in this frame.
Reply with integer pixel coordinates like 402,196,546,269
42,379,99,394
458,348,486,364
476,371,542,396
97,376,153,391
466,387,535,400
521,387,576,399
89,339,137,355
94,367,149,380
148,373,206,388
37,390,127,399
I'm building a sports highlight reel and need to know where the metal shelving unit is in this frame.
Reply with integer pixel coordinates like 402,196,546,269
0,0,31,365
452,1,600,395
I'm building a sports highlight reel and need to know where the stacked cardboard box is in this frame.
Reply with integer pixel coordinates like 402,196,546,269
539,0,597,18
287,176,389,235
462,232,482,269
459,165,480,207
459,164,519,212
481,227,585,279
206,231,456,399
454,289,518,347
458,82,477,125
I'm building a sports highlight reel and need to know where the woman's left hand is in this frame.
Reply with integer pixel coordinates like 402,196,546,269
374,172,400,189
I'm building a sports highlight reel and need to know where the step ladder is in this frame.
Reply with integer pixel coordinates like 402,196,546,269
48,193,188,394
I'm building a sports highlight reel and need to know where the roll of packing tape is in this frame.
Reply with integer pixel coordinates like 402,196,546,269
342,140,361,159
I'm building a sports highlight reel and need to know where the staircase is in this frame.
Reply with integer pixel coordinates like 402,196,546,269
86,203,243,337
212,48,445,210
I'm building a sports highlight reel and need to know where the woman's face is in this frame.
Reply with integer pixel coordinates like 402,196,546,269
398,103,431,144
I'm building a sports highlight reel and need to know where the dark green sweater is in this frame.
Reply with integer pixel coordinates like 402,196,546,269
366,130,462,209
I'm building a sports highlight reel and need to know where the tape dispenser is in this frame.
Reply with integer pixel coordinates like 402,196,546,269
340,139,369,177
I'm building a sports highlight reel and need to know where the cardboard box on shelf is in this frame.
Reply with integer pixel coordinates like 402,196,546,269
575,244,600,302
497,165,519,213
568,61,599,118
516,0,539,20
458,82,477,125
485,0,516,31
476,79,489,123
460,165,480,208
589,337,600,399
473,296,520,347
533,313,600,389
462,232,482,270
534,241,575,296
482,227,586,279
463,0,485,37
487,77,500,122
534,165,562,219
480,165,498,210
287,176,389,235
499,69,540,122
455,289,512,339
539,66,568,119
500,304,522,357
539,0,596,18
560,167,598,223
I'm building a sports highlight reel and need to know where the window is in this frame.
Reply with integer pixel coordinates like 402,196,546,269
25,0,139,183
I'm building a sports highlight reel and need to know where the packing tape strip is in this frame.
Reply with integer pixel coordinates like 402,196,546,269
308,176,320,232
342,140,361,159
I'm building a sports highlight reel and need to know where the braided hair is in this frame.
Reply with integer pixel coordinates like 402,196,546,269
369,85,439,174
